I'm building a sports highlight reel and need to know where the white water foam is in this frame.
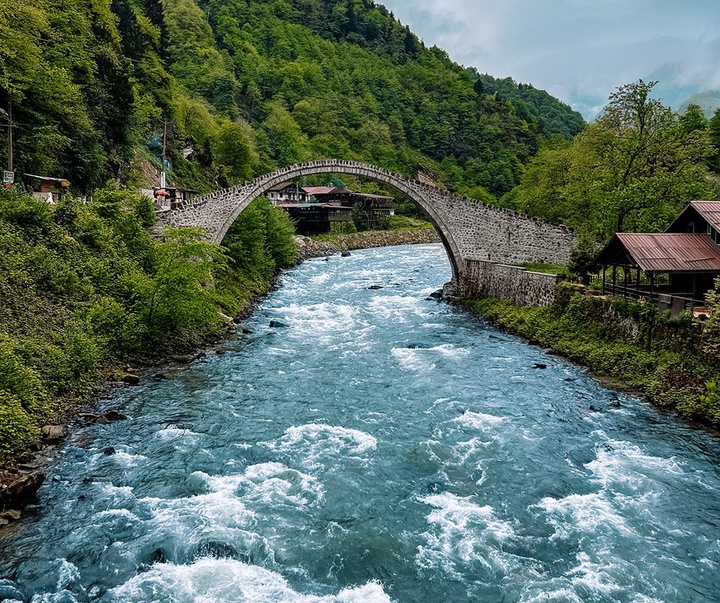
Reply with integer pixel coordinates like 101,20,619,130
452,410,505,431
153,427,203,444
390,347,435,372
367,295,429,322
416,493,516,578
535,492,635,539
272,302,362,340
104,557,393,602
267,424,377,467
392,344,469,372
586,439,686,491
130,463,324,566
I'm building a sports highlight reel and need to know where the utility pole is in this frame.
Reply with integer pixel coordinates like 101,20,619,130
6,103,12,172
1,103,15,187
160,119,167,189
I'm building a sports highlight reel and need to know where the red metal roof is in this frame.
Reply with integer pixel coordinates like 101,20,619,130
615,233,720,273
353,192,394,201
302,186,352,195
690,201,720,231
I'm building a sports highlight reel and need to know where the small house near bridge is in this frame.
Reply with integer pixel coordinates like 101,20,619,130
594,201,720,316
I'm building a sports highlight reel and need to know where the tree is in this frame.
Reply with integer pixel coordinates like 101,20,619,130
141,226,227,343
708,108,720,173
512,80,719,238
215,120,260,184
678,103,708,135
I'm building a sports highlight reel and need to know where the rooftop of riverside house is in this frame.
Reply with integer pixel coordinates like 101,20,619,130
596,233,720,273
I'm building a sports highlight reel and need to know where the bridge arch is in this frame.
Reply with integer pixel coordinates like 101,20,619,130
157,159,576,296
214,160,462,283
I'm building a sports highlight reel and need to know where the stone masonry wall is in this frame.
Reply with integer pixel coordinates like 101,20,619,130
156,160,577,297
461,260,562,306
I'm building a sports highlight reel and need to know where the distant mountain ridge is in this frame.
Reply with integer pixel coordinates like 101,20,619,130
0,0,586,200
678,91,720,118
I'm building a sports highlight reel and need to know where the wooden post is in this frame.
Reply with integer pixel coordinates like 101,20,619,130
7,103,12,172
602,266,606,294
623,265,628,298
612,265,617,294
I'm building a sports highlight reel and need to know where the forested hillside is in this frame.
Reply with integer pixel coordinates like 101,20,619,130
1,0,584,199
508,81,720,240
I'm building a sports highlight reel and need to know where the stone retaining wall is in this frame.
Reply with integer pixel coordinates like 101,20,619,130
461,260,563,306
295,229,441,260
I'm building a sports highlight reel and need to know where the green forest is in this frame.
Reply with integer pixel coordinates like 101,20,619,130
1,0,584,200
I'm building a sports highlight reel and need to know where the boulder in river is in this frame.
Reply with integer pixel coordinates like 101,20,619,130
105,410,128,422
0,471,45,507
122,373,140,386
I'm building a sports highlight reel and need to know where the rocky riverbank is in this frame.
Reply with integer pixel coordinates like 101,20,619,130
295,228,441,260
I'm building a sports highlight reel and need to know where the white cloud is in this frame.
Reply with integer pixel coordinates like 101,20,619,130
381,0,720,119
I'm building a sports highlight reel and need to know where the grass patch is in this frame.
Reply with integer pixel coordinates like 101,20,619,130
386,215,434,230
521,262,569,276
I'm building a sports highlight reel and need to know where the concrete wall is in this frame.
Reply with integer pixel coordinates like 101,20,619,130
461,260,563,306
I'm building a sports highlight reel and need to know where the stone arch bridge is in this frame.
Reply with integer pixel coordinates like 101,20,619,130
156,159,575,298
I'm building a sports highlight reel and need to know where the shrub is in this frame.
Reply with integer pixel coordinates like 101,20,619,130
0,392,38,458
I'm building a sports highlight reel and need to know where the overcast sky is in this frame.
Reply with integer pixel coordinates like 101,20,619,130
380,0,720,119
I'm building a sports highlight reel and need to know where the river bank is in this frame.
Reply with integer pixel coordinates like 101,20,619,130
465,291,720,429
295,228,441,260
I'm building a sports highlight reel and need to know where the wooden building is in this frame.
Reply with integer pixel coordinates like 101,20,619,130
153,186,196,210
665,201,720,242
24,173,71,204
303,186,395,229
594,202,720,315
279,203,353,235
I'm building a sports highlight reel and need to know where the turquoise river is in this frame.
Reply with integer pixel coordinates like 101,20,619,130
1,244,720,602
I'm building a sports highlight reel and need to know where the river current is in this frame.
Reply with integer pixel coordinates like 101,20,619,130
1,243,720,602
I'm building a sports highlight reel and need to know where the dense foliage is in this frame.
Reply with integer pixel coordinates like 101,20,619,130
0,189,296,457
0,0,584,200
472,73,585,140
509,81,720,239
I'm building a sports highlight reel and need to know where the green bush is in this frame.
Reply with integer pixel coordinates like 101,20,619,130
686,381,720,423
0,392,38,458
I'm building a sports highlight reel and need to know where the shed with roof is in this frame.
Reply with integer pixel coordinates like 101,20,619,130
593,202,720,314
